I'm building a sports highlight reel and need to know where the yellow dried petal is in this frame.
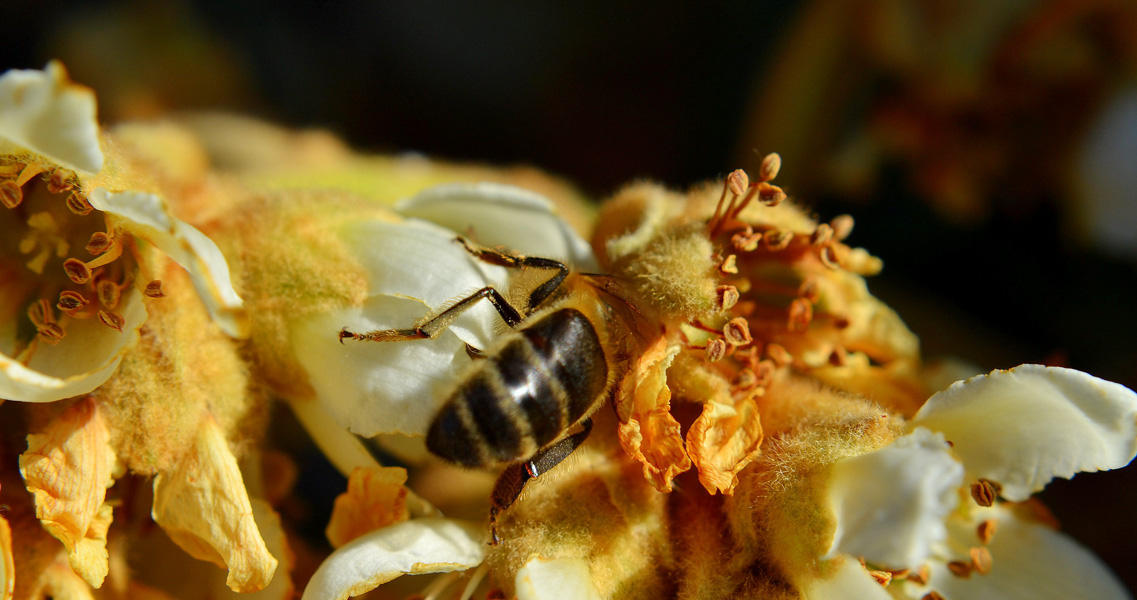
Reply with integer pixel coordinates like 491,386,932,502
19,398,116,587
67,503,112,588
151,417,278,593
326,466,410,548
686,393,764,495
1,513,12,600
614,336,691,492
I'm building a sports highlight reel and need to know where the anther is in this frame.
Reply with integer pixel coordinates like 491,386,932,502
970,479,1000,507
946,561,972,579
758,153,781,182
757,183,785,206
144,280,166,298
720,254,738,274
831,215,854,240
766,343,792,366
798,277,820,303
977,519,997,544
819,244,842,270
727,169,749,196
36,322,66,344
98,310,125,332
969,547,992,575
66,193,94,215
734,368,759,391
731,229,762,252
810,223,833,246
97,280,121,309
63,258,92,284
86,232,113,255
921,592,945,600
723,317,752,346
27,299,53,326
907,565,930,586
788,298,813,332
46,169,75,194
717,285,740,311
869,570,892,587
57,290,89,314
706,339,727,362
1,179,22,209
828,346,848,366
763,230,793,251
753,360,775,387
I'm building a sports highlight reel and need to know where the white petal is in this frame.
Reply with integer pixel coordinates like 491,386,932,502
293,298,476,437
339,218,509,348
396,183,597,269
800,558,892,600
902,506,1131,600
292,219,511,437
0,62,103,174
911,365,1137,501
87,189,249,338
515,557,602,600
301,518,485,600
826,428,963,568
0,289,147,402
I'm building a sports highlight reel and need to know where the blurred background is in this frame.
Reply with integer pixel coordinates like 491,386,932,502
4,0,1136,589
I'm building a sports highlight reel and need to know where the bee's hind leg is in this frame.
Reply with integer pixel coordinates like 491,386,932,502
488,418,593,545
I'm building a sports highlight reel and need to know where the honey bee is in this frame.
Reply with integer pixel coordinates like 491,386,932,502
339,236,637,542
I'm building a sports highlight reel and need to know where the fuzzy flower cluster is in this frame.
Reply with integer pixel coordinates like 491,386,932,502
1,63,1135,600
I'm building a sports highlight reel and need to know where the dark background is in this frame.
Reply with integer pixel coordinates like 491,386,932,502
5,0,1135,590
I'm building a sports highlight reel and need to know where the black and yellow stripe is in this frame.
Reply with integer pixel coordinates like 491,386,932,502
426,308,608,468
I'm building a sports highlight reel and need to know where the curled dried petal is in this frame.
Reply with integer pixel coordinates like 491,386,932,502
19,398,117,587
151,417,278,593
687,392,763,494
614,336,690,491
326,467,410,548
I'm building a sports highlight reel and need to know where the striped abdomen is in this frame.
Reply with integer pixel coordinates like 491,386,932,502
427,308,608,468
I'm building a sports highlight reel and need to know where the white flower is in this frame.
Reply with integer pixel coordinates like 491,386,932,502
818,365,1137,599
302,518,485,600
0,64,246,403
292,182,594,437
